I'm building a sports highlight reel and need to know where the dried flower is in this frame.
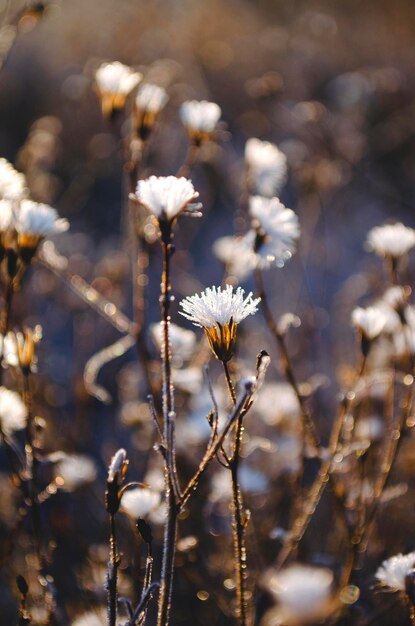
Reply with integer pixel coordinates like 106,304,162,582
366,223,415,259
120,487,161,519
135,83,168,138
375,551,415,591
135,175,201,226
179,284,260,362
150,321,197,364
265,564,334,623
250,195,300,267
352,306,388,341
95,61,142,118
51,452,97,491
245,138,287,197
0,387,27,437
14,200,69,261
180,99,221,143
107,448,128,484
0,159,27,202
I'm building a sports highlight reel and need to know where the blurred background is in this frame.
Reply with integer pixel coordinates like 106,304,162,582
1,1,415,624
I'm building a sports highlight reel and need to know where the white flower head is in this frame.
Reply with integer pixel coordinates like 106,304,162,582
135,84,168,138
150,321,196,365
135,175,201,224
180,100,221,141
0,387,27,437
136,83,168,114
179,284,260,362
120,487,161,519
52,453,97,491
352,305,388,342
0,199,14,234
0,159,27,202
213,233,258,280
250,195,300,267
14,200,69,257
375,551,415,591
366,223,415,259
266,564,334,623
245,138,287,197
95,61,142,117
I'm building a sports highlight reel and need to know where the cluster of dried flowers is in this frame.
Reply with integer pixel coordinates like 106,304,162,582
2,53,415,626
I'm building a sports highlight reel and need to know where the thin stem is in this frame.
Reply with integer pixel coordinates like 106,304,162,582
222,361,248,626
157,231,179,626
107,513,119,626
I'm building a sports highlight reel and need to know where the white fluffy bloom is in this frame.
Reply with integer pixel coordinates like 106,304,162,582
95,61,142,97
253,382,300,426
15,200,69,237
136,83,168,114
213,233,258,280
135,176,201,222
250,195,300,266
52,453,97,491
351,306,388,340
0,387,27,436
180,100,221,134
375,551,415,591
172,366,203,394
245,138,287,197
179,284,260,328
0,159,27,201
150,322,196,363
0,200,14,233
266,564,333,622
71,609,106,626
120,487,161,519
367,223,415,258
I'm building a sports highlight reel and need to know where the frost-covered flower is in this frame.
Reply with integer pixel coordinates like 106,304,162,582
14,200,69,258
266,564,334,623
366,223,415,259
172,366,203,394
0,159,27,202
120,487,161,519
250,196,300,267
0,387,27,437
95,61,142,118
375,551,415,591
51,453,97,491
245,138,287,197
213,232,258,280
150,321,196,364
179,284,260,362
180,100,221,142
352,306,388,341
253,382,300,426
135,83,168,138
71,609,106,626
135,176,201,224
0,200,14,238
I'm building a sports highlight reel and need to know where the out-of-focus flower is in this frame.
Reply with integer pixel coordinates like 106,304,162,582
51,452,97,491
180,100,221,144
250,195,300,268
14,200,69,261
107,448,128,484
213,232,258,280
0,159,27,202
135,176,201,225
12,326,42,371
179,284,260,362
135,83,168,139
150,321,197,364
172,366,203,394
352,306,388,341
0,387,27,436
252,382,300,426
245,138,287,197
375,551,415,591
354,416,384,442
120,487,161,519
366,223,415,259
265,564,334,624
95,61,142,118
71,609,106,626
0,200,14,236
